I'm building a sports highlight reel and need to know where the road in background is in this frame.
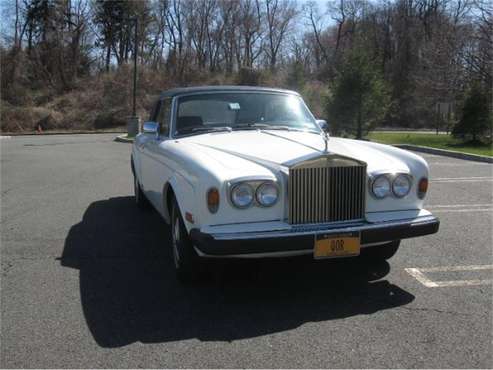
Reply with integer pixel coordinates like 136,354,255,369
374,130,449,134
1,134,492,368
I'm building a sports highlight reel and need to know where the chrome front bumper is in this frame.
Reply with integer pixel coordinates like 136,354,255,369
189,214,440,258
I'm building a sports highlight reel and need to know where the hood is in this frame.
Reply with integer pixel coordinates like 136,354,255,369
180,130,410,173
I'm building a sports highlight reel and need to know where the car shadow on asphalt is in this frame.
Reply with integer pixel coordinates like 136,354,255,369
60,196,415,348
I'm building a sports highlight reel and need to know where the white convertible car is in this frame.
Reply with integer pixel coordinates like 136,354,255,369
132,86,439,281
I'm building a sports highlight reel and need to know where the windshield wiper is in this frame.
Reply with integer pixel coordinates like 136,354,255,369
235,122,320,134
235,122,271,130
191,126,232,133
235,122,295,131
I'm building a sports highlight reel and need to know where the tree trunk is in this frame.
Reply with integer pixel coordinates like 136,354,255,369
357,104,363,139
14,0,19,48
105,45,111,72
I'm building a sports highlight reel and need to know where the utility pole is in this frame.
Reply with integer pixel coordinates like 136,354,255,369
127,16,139,137
132,16,138,118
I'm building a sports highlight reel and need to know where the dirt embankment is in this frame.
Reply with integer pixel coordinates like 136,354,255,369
2,66,145,134
1,66,328,134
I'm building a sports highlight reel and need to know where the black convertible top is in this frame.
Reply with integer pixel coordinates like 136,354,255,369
159,85,299,98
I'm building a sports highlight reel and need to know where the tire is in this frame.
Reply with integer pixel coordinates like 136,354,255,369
363,240,401,261
134,174,151,210
171,198,202,282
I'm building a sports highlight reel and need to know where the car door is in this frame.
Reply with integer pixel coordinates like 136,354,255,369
135,99,161,184
141,97,173,211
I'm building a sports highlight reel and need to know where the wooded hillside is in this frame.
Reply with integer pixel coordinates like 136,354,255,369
1,0,491,136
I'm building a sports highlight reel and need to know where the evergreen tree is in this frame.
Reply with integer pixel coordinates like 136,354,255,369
326,50,391,138
453,83,492,143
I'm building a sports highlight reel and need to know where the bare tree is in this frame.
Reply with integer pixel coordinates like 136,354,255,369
264,0,297,69
238,0,263,67
163,0,186,76
304,1,330,67
219,0,240,72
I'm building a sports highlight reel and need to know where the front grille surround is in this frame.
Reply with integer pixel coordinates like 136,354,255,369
288,155,366,224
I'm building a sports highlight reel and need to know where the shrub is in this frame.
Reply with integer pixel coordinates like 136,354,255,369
301,81,329,119
453,83,492,143
285,61,306,91
93,110,127,129
0,105,63,132
236,67,262,86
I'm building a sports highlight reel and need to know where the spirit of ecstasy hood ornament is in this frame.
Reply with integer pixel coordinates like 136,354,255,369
323,131,329,153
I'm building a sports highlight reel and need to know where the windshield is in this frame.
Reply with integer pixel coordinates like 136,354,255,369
174,92,319,137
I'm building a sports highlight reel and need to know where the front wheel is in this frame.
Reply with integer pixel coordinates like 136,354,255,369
171,198,202,282
362,240,401,261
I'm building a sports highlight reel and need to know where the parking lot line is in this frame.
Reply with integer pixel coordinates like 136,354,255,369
418,265,493,272
428,162,491,166
431,280,493,287
432,177,493,183
428,204,492,208
405,268,438,287
427,204,493,213
433,177,493,180
431,209,492,213
405,265,493,288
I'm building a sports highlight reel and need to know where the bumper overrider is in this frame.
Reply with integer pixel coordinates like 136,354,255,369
190,215,440,258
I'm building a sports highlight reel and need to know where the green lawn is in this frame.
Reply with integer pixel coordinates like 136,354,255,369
367,132,493,157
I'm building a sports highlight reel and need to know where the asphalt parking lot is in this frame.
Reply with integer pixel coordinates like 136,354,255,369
1,133,492,368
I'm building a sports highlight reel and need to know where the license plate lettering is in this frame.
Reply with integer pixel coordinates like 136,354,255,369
330,239,344,252
314,232,360,259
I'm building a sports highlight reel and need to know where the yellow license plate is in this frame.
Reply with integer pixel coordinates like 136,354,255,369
314,232,361,259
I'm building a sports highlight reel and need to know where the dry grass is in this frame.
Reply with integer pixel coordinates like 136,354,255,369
1,65,326,133
1,104,63,132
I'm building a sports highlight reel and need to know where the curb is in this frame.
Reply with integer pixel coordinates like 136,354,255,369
115,134,134,143
2,130,126,136
394,144,493,163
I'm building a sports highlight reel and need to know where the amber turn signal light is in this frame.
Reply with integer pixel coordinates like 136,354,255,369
207,188,220,213
418,177,428,199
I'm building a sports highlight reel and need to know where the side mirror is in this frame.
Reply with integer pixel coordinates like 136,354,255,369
142,121,159,134
316,119,329,132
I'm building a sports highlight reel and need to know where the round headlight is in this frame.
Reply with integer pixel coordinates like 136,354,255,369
392,174,412,198
256,182,278,207
371,175,391,199
230,183,254,208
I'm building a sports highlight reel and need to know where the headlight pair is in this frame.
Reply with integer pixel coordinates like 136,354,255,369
230,181,279,208
370,173,412,199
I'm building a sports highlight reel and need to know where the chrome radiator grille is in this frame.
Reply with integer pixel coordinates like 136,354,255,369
288,164,366,224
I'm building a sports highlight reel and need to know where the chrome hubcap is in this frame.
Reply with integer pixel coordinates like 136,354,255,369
172,217,181,268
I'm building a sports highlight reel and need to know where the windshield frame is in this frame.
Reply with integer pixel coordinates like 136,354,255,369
170,91,320,139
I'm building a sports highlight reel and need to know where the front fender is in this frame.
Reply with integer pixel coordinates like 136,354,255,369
163,172,196,230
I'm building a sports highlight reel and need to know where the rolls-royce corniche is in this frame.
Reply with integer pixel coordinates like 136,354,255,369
131,86,439,281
